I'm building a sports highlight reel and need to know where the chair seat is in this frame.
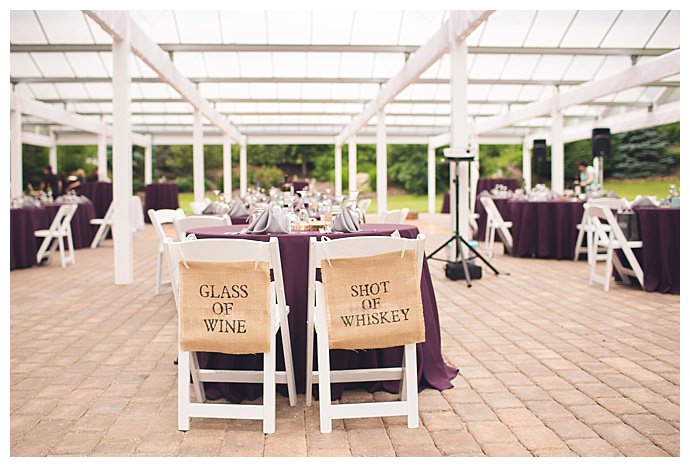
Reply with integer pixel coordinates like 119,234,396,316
598,239,643,249
34,229,68,238
90,218,111,225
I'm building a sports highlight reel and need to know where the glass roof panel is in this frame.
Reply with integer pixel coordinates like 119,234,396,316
350,11,402,45
465,21,485,46
65,52,109,77
203,52,240,77
31,52,75,77
434,85,450,101
330,83,362,100
219,11,267,44
174,11,221,43
173,52,208,78
131,11,180,44
272,53,307,78
218,83,251,98
523,11,576,47
398,11,445,45
560,11,619,47
266,11,311,44
479,11,536,46
10,53,42,77
467,84,492,100
517,85,547,101
300,83,332,100
500,55,541,80
487,85,524,101
306,53,341,78
593,56,631,79
10,11,46,44
275,83,302,99
469,54,508,79
408,83,438,100
36,11,95,44
238,53,273,77
249,83,278,100
199,83,221,99
54,83,89,99
338,53,375,78
646,11,679,48
27,83,60,100
612,87,645,102
84,15,113,44
311,11,354,44
600,10,666,48
83,83,113,99
530,55,572,80
561,56,605,81
372,53,405,78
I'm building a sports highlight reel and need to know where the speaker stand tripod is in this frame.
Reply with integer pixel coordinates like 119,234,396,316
428,156,500,287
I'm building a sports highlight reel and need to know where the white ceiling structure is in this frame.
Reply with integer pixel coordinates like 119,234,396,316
10,9,680,145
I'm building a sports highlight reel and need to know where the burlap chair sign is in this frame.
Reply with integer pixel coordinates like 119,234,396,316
179,260,271,354
320,250,425,350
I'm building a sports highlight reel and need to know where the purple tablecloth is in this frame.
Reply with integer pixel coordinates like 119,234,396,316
188,223,458,403
230,215,250,225
291,181,309,191
509,200,584,259
635,208,679,294
442,178,519,214
80,182,113,219
144,183,179,222
10,201,97,270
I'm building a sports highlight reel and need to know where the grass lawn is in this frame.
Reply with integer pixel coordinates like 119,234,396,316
177,177,678,215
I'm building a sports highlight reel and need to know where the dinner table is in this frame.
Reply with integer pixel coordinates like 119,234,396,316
187,223,458,403
10,200,97,270
80,181,113,218
442,177,519,214
144,183,179,222
629,207,679,294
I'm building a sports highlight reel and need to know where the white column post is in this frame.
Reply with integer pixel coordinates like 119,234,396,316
449,16,470,250
48,131,58,173
427,144,436,214
376,109,387,214
240,142,247,196
111,15,133,284
551,87,564,194
522,135,532,191
144,134,153,185
193,109,204,203
348,138,357,193
97,129,108,181
223,136,232,198
10,86,23,197
334,143,342,197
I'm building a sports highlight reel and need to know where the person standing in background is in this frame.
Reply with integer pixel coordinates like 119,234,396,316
575,160,596,192
39,165,61,197
65,168,86,193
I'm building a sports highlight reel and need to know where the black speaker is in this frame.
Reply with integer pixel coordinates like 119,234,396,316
532,139,547,162
445,262,482,281
592,128,611,158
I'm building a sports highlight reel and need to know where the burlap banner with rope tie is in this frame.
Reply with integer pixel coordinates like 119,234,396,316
320,250,425,351
179,260,272,354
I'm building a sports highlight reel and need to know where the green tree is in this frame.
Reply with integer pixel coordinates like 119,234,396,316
612,127,677,178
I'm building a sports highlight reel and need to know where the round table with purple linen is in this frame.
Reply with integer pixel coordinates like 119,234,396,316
80,181,113,218
10,200,97,270
291,181,309,191
509,199,584,259
230,215,250,225
144,183,179,222
187,223,458,403
442,178,519,214
635,207,679,294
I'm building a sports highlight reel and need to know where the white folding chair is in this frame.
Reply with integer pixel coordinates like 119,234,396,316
305,234,425,433
165,237,297,433
357,199,372,223
377,208,410,224
90,201,115,248
479,195,513,258
35,203,78,268
190,198,211,215
573,198,626,261
588,205,644,292
173,215,232,241
148,208,186,295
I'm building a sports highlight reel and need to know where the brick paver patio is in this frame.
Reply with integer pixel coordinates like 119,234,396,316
10,214,679,456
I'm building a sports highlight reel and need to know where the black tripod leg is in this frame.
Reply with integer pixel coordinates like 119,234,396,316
427,236,453,260
460,236,501,275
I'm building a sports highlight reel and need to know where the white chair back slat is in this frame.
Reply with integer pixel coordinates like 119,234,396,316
148,208,186,294
479,196,513,255
173,215,232,241
377,208,410,224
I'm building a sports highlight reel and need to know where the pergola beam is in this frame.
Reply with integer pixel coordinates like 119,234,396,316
11,43,675,56
22,131,54,148
335,10,492,146
84,10,243,143
475,50,680,135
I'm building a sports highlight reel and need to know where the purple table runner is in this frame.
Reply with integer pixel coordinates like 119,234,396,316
188,223,458,402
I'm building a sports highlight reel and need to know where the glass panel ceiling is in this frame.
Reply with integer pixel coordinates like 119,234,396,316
9,10,680,138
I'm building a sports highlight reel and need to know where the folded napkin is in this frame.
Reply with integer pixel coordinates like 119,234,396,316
202,201,229,216
331,206,360,233
606,191,619,198
229,198,250,217
245,203,289,234
630,196,657,208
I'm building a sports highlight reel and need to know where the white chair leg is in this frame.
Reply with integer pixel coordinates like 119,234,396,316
573,228,584,261
404,344,419,429
190,352,206,403
305,311,315,407
66,228,75,265
278,306,297,407
36,237,50,264
399,350,408,402
155,249,163,295
58,236,66,268
263,338,276,434
487,226,496,259
178,349,191,431
604,246,614,292
317,334,333,434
